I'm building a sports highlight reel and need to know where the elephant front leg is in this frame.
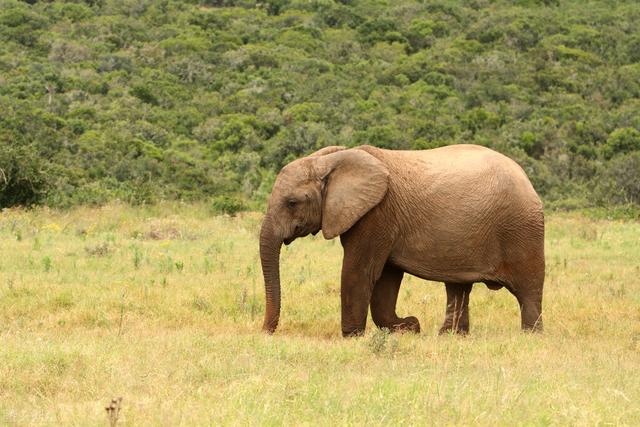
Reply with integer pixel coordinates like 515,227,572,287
338,225,394,337
370,264,420,333
439,282,473,335
340,266,373,337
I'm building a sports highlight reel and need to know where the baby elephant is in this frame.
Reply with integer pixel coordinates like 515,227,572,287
260,145,544,336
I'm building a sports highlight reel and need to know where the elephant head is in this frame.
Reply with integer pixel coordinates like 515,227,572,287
260,146,390,333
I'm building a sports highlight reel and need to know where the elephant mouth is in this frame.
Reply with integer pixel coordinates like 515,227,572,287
283,231,306,245
284,224,304,244
284,224,319,245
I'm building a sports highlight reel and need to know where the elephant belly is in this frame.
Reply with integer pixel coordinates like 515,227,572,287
389,253,495,283
388,236,500,284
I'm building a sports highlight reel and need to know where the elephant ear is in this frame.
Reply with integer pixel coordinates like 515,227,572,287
314,149,389,240
308,146,346,157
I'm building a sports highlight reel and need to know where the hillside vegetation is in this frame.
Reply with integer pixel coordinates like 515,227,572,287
1,0,640,208
1,204,639,424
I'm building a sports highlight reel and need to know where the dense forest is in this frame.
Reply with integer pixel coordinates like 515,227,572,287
1,0,639,210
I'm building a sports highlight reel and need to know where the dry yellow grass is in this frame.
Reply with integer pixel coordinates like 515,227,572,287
1,203,639,425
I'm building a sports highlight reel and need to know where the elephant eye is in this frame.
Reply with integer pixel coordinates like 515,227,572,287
286,199,297,208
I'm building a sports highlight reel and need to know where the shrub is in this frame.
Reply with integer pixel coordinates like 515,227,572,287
602,128,640,159
0,143,50,207
210,195,246,216
130,85,159,105
598,152,640,205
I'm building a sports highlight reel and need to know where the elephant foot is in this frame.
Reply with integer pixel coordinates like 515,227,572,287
392,316,421,333
342,328,366,338
522,319,543,333
374,316,421,334
438,324,469,336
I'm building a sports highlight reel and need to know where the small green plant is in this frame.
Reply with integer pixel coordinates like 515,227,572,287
192,296,212,314
368,328,390,355
53,292,74,309
175,260,184,272
203,257,213,274
132,247,142,269
210,195,245,217
42,256,52,272
160,255,174,273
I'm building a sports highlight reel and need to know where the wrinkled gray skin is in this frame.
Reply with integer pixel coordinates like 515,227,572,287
260,145,545,337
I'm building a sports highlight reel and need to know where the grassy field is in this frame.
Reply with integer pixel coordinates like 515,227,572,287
1,203,639,425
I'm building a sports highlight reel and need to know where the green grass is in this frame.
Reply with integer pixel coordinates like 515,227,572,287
1,203,639,425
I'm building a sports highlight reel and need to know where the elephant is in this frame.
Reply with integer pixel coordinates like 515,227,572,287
259,144,545,337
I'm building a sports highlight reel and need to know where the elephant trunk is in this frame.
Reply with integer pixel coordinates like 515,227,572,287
259,215,282,333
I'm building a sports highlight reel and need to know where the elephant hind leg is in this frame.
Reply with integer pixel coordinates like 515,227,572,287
370,264,420,333
512,282,543,332
439,282,473,335
521,297,543,331
502,252,544,332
